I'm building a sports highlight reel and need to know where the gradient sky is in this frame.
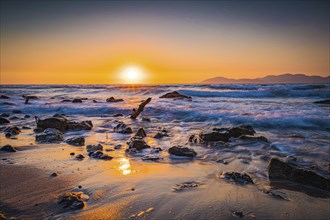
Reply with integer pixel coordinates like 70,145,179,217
1,0,329,84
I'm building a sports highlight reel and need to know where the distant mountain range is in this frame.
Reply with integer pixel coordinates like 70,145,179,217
201,74,329,84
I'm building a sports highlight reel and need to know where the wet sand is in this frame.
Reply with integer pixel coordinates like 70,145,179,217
1,142,329,220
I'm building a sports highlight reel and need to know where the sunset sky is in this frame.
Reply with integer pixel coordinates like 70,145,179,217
1,0,329,84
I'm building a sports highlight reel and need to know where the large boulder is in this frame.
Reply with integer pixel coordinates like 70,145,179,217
86,144,103,152
36,116,68,132
1,144,17,152
268,158,330,191
168,146,197,157
135,128,146,138
66,136,85,146
36,128,64,143
88,150,113,160
200,132,231,142
128,137,150,151
4,126,21,138
106,97,124,102
314,99,330,104
220,172,254,184
67,121,93,130
239,135,268,142
0,95,9,99
0,117,10,124
229,125,256,138
114,123,133,134
58,192,89,210
159,91,191,99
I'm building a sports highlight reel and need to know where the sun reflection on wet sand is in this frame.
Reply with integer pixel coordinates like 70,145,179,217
118,158,132,175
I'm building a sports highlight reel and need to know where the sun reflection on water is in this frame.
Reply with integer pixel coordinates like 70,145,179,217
118,158,132,175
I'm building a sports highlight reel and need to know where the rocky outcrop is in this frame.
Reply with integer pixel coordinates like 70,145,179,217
88,150,113,160
221,172,254,184
268,158,330,191
86,144,103,152
135,128,146,138
1,145,17,152
0,117,10,124
35,116,68,132
113,113,124,117
114,123,133,134
58,192,89,210
4,126,21,138
159,91,191,99
72,99,83,103
228,125,255,138
106,97,124,102
67,120,93,130
239,135,268,142
314,99,330,104
66,136,85,146
35,128,64,143
154,128,169,139
36,116,93,132
168,146,197,157
127,137,150,151
0,95,9,99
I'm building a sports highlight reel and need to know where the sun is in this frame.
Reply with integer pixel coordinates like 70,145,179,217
118,65,146,84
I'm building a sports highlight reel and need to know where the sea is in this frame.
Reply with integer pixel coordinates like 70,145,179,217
1,83,329,168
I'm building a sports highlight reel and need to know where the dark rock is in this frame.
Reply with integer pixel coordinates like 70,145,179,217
229,125,256,138
58,192,89,210
61,99,72,102
106,97,124,102
36,116,68,132
142,117,151,122
70,152,75,156
12,110,22,114
221,172,254,184
113,113,124,117
24,114,31,119
0,117,10,124
92,100,98,103
1,145,17,152
0,113,10,117
72,99,83,103
188,134,202,143
268,157,330,191
88,150,113,160
86,144,103,152
114,144,122,150
168,146,197,157
114,123,133,134
130,97,152,119
154,128,169,139
135,128,146,138
4,126,21,138
172,181,200,191
142,155,160,161
2,102,15,105
314,99,330,104
150,147,162,154
66,136,85,146
75,154,85,161
9,116,19,120
67,120,93,130
128,137,150,151
53,113,66,117
239,135,268,142
35,128,64,143
201,132,230,142
22,95,38,99
0,95,9,99
232,211,244,218
22,126,31,130
159,91,191,99
50,172,58,177
33,128,44,133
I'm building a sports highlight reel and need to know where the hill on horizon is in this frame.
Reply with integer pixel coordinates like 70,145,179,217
201,73,330,84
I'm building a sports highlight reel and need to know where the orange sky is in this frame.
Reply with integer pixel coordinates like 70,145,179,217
1,1,329,84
